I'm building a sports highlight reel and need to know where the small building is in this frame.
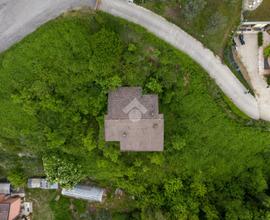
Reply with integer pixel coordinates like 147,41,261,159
61,185,105,202
105,87,164,151
0,195,21,220
21,202,33,217
239,22,270,32
27,178,58,189
0,184,10,195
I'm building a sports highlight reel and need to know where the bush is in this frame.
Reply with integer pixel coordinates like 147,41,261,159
206,12,227,34
182,0,207,21
43,153,86,188
258,32,263,47
264,45,270,57
7,168,27,188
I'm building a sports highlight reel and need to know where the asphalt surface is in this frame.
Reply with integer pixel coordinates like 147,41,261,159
0,0,265,120
0,0,95,52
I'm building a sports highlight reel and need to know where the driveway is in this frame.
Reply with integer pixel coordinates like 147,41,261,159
236,32,270,121
0,0,263,120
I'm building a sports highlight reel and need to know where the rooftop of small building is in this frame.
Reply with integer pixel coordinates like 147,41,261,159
0,184,10,195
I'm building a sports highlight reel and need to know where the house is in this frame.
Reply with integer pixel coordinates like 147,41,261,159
27,178,58,189
0,195,21,220
0,184,10,195
105,87,164,151
61,185,105,202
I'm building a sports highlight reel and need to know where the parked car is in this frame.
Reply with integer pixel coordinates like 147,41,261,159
239,34,245,45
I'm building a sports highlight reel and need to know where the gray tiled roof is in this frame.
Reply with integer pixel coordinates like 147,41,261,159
107,87,160,120
0,204,9,220
105,87,164,151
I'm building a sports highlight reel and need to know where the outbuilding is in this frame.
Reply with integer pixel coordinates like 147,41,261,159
0,183,10,195
27,178,58,189
61,185,105,202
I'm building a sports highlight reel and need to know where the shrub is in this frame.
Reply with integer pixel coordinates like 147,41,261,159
43,153,86,188
7,168,27,188
182,0,207,21
206,12,228,34
264,45,270,57
258,32,263,47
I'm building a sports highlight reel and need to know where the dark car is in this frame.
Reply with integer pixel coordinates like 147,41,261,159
239,34,245,45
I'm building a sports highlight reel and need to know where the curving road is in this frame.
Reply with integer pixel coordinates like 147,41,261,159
0,0,264,120
0,0,95,52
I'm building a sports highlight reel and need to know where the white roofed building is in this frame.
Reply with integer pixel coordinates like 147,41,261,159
27,178,58,189
0,183,10,195
61,185,105,202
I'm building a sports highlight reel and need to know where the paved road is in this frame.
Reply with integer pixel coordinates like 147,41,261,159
0,0,263,120
0,0,95,52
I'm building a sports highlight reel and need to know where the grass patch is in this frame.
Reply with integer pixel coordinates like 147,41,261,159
245,0,270,21
26,189,58,220
137,0,242,57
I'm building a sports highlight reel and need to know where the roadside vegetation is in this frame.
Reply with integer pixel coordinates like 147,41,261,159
264,45,270,57
1,10,270,219
135,0,242,57
245,0,270,21
258,32,263,47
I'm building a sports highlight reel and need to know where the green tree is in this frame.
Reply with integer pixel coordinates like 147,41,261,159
43,153,86,188
7,168,27,188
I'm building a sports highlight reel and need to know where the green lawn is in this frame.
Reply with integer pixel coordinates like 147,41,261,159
1,9,270,219
136,0,242,57
245,0,270,21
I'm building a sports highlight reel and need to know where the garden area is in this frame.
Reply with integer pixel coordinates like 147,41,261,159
1,9,270,219
135,0,242,57
26,188,136,220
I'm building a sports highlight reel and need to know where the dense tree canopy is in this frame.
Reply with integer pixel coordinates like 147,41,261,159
1,11,270,219
43,153,85,188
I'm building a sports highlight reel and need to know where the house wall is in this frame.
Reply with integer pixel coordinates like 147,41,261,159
6,198,21,220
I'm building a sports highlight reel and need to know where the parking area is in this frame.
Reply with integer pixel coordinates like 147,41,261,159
235,31,270,120
235,32,267,90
